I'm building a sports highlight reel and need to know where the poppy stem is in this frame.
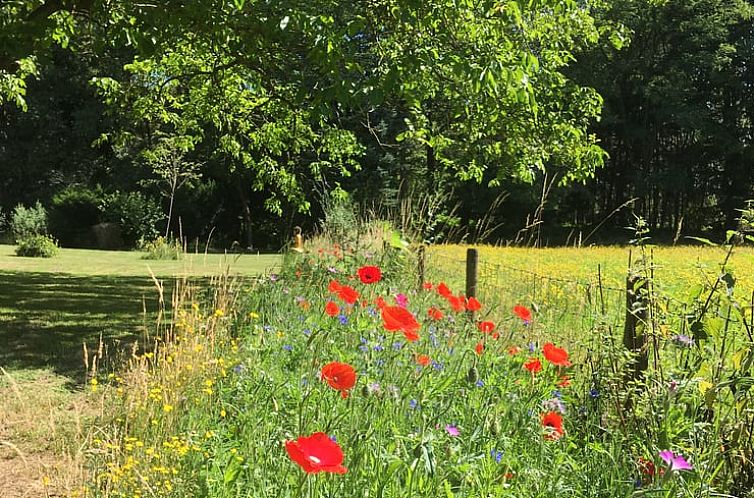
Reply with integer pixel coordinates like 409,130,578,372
295,472,307,498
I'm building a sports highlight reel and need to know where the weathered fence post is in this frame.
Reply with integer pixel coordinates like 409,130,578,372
417,245,426,292
466,248,478,299
623,273,649,380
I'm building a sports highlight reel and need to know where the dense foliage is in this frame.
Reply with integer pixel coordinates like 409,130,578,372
1,1,753,247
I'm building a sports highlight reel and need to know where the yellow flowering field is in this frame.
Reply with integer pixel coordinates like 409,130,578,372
429,244,754,298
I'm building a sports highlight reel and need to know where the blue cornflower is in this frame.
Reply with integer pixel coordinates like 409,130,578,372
431,361,444,371
528,342,536,353
672,334,694,348
359,345,369,353
552,390,562,399
282,344,293,352
338,314,348,325
490,449,503,463
409,399,419,410
373,344,384,352
589,388,600,399
393,342,404,350
233,364,245,375
303,328,312,336
475,379,485,388
263,325,274,332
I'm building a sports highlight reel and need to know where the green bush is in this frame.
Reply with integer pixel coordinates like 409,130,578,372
102,191,164,247
49,187,102,247
139,236,183,260
11,201,48,242
15,234,59,258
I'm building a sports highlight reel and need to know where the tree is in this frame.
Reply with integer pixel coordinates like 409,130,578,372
140,135,201,239
2,0,615,244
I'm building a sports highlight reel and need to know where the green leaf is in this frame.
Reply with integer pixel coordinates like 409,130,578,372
685,236,717,247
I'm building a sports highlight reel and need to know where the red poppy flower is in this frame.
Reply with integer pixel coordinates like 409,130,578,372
328,280,342,293
513,305,532,322
474,342,484,355
422,282,433,291
285,432,347,474
357,265,382,284
375,296,387,309
437,282,452,298
337,285,359,305
638,457,664,479
524,358,542,374
415,354,431,367
427,307,444,321
478,321,496,334
466,297,482,312
446,295,465,313
543,343,572,367
541,412,564,440
325,301,339,317
321,362,357,398
508,346,521,355
381,306,420,342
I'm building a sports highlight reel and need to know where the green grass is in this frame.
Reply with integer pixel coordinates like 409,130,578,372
0,244,281,383
0,243,280,277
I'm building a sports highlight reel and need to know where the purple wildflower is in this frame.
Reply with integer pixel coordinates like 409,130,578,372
659,450,693,471
445,424,460,437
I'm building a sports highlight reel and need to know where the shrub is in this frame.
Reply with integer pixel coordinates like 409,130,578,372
139,236,183,260
15,234,59,258
49,187,102,247
102,191,164,248
11,201,48,242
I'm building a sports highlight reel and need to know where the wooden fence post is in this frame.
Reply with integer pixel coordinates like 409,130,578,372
417,245,426,292
466,248,478,299
623,273,649,380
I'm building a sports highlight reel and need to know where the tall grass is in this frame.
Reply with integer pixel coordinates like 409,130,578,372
78,217,754,497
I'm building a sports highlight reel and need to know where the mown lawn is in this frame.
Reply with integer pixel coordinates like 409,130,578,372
0,244,280,382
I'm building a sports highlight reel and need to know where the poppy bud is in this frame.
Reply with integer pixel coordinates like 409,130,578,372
489,418,501,436
413,443,424,458
467,366,479,384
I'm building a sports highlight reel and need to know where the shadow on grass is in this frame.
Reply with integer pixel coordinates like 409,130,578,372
0,271,176,386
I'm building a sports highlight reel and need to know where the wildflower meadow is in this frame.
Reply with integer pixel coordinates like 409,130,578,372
77,232,754,497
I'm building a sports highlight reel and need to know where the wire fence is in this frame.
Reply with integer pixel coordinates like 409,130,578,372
419,247,713,347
